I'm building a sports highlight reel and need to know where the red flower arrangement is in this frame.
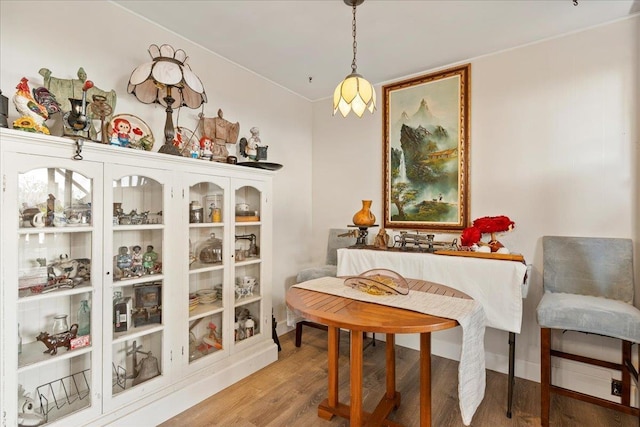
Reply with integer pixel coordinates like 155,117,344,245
460,227,482,247
460,215,515,251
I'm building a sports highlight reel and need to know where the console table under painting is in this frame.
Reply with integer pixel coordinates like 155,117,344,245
336,247,530,418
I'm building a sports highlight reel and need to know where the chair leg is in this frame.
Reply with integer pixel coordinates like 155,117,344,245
295,321,329,347
295,322,303,347
624,343,640,427
623,340,632,406
541,328,551,427
507,332,516,418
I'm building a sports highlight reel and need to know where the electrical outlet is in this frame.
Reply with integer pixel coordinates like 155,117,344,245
611,379,623,397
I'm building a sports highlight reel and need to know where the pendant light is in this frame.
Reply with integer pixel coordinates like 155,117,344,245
333,0,376,118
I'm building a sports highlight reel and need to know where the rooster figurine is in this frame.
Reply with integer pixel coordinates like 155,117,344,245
12,77,50,134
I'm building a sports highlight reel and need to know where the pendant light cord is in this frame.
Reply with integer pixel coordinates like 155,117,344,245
351,2,358,74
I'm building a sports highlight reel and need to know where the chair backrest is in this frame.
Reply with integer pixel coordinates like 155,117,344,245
543,236,634,303
325,228,355,265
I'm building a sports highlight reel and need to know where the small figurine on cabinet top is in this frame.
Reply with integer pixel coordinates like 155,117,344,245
32,86,62,116
199,136,213,160
246,127,260,158
142,245,159,274
198,109,240,162
12,77,50,135
239,127,268,161
190,137,200,158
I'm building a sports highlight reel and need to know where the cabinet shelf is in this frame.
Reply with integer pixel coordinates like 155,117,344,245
18,283,93,302
235,221,260,226
234,295,262,307
189,301,224,320
235,258,261,266
113,275,164,288
189,262,224,273
112,324,164,344
113,224,164,231
18,225,94,235
189,223,225,229
18,341,92,373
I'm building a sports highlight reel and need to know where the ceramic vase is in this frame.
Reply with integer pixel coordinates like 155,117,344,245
352,200,376,226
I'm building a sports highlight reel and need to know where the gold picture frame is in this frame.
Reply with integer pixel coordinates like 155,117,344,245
383,64,470,231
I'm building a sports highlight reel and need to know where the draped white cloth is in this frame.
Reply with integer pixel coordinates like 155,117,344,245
292,276,486,426
337,248,528,333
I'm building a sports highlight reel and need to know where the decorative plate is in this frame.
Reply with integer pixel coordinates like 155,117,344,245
196,289,218,304
108,114,155,151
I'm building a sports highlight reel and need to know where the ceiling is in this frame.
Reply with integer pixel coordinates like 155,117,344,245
113,0,638,102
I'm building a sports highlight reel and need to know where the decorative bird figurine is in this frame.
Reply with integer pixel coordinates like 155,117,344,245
12,77,50,134
32,86,62,116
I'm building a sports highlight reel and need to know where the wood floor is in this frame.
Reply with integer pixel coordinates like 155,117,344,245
160,327,638,427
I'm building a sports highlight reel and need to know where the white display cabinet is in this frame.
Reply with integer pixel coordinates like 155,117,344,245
233,181,267,348
184,175,230,370
101,166,173,413
3,153,103,427
0,128,277,426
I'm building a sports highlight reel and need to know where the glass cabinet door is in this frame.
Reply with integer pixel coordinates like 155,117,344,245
103,167,171,412
233,181,266,347
185,176,230,368
7,155,103,426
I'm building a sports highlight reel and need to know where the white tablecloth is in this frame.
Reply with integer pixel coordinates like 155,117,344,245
337,248,528,333
293,277,486,426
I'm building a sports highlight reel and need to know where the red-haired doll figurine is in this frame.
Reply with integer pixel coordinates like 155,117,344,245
110,117,132,147
199,136,213,160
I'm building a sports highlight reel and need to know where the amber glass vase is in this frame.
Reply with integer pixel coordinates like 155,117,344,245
352,200,376,226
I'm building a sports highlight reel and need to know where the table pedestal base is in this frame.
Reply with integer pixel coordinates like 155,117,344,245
318,392,402,427
319,328,429,427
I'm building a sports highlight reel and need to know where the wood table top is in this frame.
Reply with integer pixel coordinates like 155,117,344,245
287,278,470,335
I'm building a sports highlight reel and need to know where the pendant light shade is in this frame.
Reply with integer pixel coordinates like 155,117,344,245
333,0,376,118
333,72,376,118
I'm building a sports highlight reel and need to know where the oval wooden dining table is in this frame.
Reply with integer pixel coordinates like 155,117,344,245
286,278,471,427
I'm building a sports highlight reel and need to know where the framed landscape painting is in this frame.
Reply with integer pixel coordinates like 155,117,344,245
383,64,470,231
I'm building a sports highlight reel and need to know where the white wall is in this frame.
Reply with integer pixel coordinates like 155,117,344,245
1,0,638,403
311,15,639,396
0,1,312,325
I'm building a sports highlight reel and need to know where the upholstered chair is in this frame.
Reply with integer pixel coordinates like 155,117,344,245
536,236,640,426
293,229,355,346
